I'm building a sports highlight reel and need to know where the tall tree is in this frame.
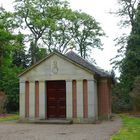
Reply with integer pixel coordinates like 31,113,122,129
0,8,25,112
14,0,69,64
41,8,74,54
13,0,104,62
120,3,140,95
111,0,140,69
42,10,105,59
70,11,104,59
116,0,139,29
112,3,140,111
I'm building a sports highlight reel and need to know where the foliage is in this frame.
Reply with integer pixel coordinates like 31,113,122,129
14,0,70,64
111,115,140,140
116,0,139,28
111,0,140,69
119,4,140,109
112,83,132,113
0,66,22,112
69,11,104,59
112,2,140,112
0,91,7,114
129,76,140,111
13,0,104,63
0,8,24,112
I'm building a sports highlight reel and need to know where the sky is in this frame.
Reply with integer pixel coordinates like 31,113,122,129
0,0,129,74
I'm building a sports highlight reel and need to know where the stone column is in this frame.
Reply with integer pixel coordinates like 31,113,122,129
19,82,25,118
88,80,96,119
29,82,35,119
39,81,46,119
77,80,83,118
66,80,72,119
94,80,98,119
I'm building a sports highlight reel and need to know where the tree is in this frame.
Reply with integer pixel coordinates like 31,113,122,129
112,3,140,111
41,9,105,60
129,76,140,111
0,8,25,112
14,0,70,64
116,0,139,29
111,0,140,69
120,3,140,99
13,0,104,62
70,11,104,59
42,8,75,54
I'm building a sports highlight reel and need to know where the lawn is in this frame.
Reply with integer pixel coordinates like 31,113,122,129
111,114,140,140
0,114,19,122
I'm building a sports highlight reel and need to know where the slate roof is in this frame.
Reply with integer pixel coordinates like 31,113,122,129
65,51,111,77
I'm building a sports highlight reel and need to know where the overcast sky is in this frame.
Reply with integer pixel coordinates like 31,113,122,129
0,0,129,74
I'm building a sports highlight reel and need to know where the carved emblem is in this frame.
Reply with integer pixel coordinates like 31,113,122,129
52,60,58,74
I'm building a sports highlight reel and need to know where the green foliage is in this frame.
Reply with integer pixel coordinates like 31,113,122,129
13,0,104,63
112,84,132,113
111,0,139,69
69,11,104,59
0,8,25,112
0,66,22,112
129,76,140,111
112,3,140,112
14,0,70,64
111,115,140,140
0,91,7,114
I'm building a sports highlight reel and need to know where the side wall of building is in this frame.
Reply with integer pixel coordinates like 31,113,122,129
97,78,112,119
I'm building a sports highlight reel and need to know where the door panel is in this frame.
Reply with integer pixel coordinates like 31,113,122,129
47,81,66,118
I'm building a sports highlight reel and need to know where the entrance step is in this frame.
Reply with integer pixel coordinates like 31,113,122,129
34,119,73,124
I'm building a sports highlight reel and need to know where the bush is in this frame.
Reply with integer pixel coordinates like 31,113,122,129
129,76,140,111
0,91,7,114
112,83,132,113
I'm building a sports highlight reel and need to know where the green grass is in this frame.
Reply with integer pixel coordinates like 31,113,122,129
111,114,140,140
0,114,19,122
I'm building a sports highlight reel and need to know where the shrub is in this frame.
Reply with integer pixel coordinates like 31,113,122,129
129,76,140,111
0,91,7,114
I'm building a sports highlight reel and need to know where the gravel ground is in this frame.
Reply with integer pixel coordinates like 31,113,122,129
0,118,122,140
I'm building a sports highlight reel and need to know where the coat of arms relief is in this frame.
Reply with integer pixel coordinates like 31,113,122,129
51,60,58,74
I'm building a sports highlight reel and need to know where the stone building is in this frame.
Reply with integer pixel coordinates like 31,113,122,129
19,51,112,123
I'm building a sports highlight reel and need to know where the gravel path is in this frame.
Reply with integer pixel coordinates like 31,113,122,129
0,118,122,140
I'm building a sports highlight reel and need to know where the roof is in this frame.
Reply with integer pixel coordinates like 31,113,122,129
65,51,111,77
18,51,111,78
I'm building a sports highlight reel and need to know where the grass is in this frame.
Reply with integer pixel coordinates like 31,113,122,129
0,114,19,122
111,114,140,140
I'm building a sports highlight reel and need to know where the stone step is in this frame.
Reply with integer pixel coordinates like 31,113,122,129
35,119,73,124
18,119,73,124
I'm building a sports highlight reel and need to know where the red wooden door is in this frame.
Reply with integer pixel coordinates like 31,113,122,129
47,81,66,119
